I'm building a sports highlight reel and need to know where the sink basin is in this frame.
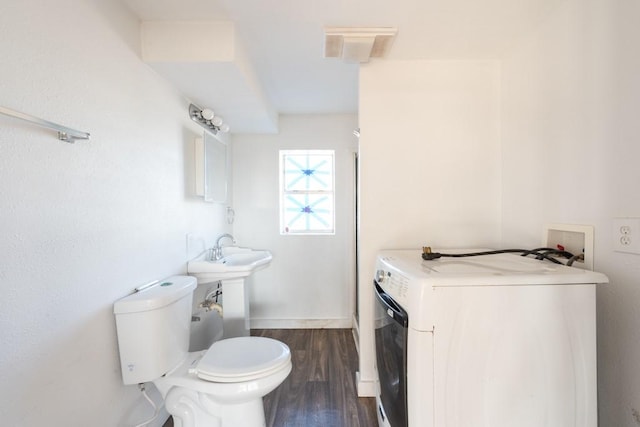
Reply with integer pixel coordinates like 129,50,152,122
187,246,273,282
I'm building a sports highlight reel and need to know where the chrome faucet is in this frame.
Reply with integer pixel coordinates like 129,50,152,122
212,233,236,260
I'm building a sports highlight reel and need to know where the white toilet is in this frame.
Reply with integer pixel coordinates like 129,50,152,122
113,276,291,427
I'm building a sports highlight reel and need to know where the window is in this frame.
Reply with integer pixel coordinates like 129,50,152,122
280,150,335,235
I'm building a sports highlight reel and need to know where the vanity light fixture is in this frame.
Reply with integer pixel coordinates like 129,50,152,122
189,103,230,134
201,108,215,120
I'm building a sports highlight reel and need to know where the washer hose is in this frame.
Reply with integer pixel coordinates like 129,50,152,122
421,247,575,265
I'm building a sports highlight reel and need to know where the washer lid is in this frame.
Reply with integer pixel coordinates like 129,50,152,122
196,337,291,383
378,249,609,286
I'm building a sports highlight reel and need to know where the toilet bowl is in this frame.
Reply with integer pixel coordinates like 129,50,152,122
113,276,291,427
155,337,292,427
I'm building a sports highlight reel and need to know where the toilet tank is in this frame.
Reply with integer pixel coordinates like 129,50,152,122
114,276,197,385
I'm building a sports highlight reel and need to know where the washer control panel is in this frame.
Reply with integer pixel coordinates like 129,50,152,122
389,271,409,300
375,264,410,303
375,269,387,284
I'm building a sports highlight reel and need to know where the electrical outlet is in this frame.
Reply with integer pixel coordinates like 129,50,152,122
612,218,640,254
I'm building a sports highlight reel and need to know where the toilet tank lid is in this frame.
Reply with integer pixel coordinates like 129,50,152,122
114,276,197,314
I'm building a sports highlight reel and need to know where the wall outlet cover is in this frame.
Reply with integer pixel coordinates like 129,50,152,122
612,218,640,255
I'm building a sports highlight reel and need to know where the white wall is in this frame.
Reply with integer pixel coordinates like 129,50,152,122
357,60,502,394
500,0,640,424
0,1,229,425
232,114,357,328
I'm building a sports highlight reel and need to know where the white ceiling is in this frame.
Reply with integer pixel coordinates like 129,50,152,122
121,0,564,133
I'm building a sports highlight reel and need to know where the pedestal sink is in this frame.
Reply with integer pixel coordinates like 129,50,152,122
187,247,272,338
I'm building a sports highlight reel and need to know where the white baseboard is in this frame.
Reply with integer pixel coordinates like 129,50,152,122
250,317,352,329
355,371,377,397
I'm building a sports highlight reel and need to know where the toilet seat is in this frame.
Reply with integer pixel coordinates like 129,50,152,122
197,336,291,383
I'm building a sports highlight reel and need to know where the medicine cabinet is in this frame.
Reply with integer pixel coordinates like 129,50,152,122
194,130,228,203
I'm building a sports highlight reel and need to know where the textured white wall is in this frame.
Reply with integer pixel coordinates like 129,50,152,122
500,0,640,424
0,1,229,425
231,115,357,328
357,60,502,394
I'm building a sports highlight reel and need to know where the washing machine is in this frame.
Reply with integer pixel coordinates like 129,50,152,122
373,249,608,427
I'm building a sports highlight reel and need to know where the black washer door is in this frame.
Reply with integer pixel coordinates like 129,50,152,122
374,281,408,427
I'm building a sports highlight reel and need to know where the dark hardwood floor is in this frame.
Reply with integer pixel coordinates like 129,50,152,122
254,329,377,427
163,329,377,427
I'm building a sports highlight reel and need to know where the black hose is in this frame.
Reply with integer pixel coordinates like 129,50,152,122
422,248,575,265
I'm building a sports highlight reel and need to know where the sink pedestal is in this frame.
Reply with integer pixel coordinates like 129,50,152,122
187,247,272,339
221,278,250,338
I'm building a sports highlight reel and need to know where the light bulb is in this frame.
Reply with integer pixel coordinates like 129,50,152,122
212,116,223,127
219,123,230,133
201,108,214,120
